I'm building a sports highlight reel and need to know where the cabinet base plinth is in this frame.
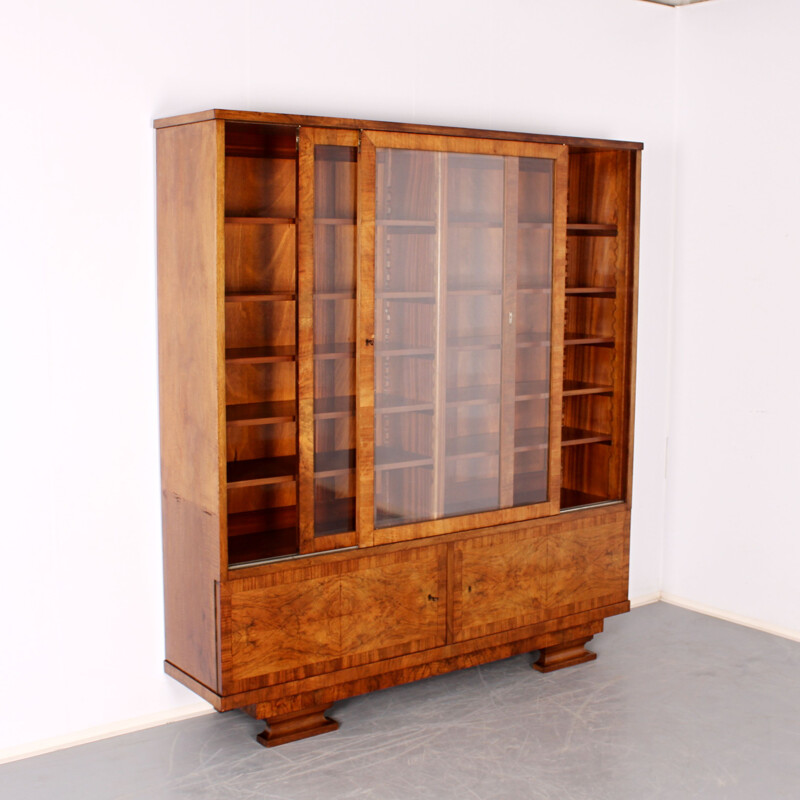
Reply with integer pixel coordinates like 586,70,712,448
532,636,597,673
255,705,339,747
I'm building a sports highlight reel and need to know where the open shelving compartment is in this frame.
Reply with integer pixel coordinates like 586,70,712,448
223,122,300,566
560,147,635,510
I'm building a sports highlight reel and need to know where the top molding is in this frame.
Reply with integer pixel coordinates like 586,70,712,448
153,109,644,151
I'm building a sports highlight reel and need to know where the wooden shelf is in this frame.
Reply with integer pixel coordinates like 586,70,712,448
225,216,296,225
447,335,502,351
517,285,550,294
376,395,434,414
447,385,501,406
567,223,617,236
446,433,499,459
315,218,355,226
447,286,502,296
514,427,548,452
447,218,503,228
314,395,355,419
315,449,355,478
561,427,612,447
228,506,297,537
563,380,613,397
560,488,612,508
226,400,296,426
314,497,356,537
227,456,297,488
375,343,435,357
314,342,356,360
518,221,553,229
226,292,296,302
376,219,436,228
227,528,298,566
374,447,433,471
225,345,296,363
515,381,549,400
516,332,550,348
565,287,615,297
315,291,356,300
563,332,614,346
376,291,436,302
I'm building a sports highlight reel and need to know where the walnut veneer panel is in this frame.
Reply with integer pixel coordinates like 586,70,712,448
230,572,341,681
547,512,630,616
225,547,446,687
157,119,224,690
453,527,549,642
339,549,447,659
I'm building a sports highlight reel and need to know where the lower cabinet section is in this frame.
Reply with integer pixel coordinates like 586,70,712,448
173,507,630,744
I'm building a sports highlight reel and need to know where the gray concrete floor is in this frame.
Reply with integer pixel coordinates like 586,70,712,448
4,602,800,799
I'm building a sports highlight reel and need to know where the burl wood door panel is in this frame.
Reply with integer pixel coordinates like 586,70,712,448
547,512,629,616
453,527,549,642
228,571,341,682
340,549,447,662
225,546,447,688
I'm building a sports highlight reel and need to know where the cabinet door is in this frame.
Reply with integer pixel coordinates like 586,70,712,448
228,571,341,683
340,548,447,661
547,512,629,617
453,527,548,642
224,545,446,689
358,131,568,547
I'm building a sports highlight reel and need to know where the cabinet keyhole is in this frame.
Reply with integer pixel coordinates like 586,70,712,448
427,594,439,602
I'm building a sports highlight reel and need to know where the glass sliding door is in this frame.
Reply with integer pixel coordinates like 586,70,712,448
363,133,566,537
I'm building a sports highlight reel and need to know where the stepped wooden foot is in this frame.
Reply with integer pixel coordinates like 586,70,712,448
533,636,597,673
256,705,339,747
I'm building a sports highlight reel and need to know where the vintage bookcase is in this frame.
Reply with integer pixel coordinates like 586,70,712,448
155,109,640,747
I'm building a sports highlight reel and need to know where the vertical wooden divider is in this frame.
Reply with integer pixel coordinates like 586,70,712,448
625,151,642,505
297,128,315,554
357,132,377,547
499,157,519,509
432,152,448,519
215,119,229,576
548,146,569,514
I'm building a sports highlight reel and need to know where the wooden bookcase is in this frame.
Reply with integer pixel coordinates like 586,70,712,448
155,110,641,747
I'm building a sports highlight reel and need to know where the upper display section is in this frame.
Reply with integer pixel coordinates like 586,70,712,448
155,110,640,566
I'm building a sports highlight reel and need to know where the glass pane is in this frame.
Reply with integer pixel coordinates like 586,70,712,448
374,148,553,528
313,145,357,536
514,157,553,506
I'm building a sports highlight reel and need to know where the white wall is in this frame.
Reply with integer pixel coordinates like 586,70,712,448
664,0,800,634
0,0,675,754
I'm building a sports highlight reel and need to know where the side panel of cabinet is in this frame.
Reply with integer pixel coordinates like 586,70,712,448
157,119,225,691
452,526,549,642
547,512,629,617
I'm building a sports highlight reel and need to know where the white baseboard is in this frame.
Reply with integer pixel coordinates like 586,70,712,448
659,592,800,643
630,592,661,608
0,702,215,765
